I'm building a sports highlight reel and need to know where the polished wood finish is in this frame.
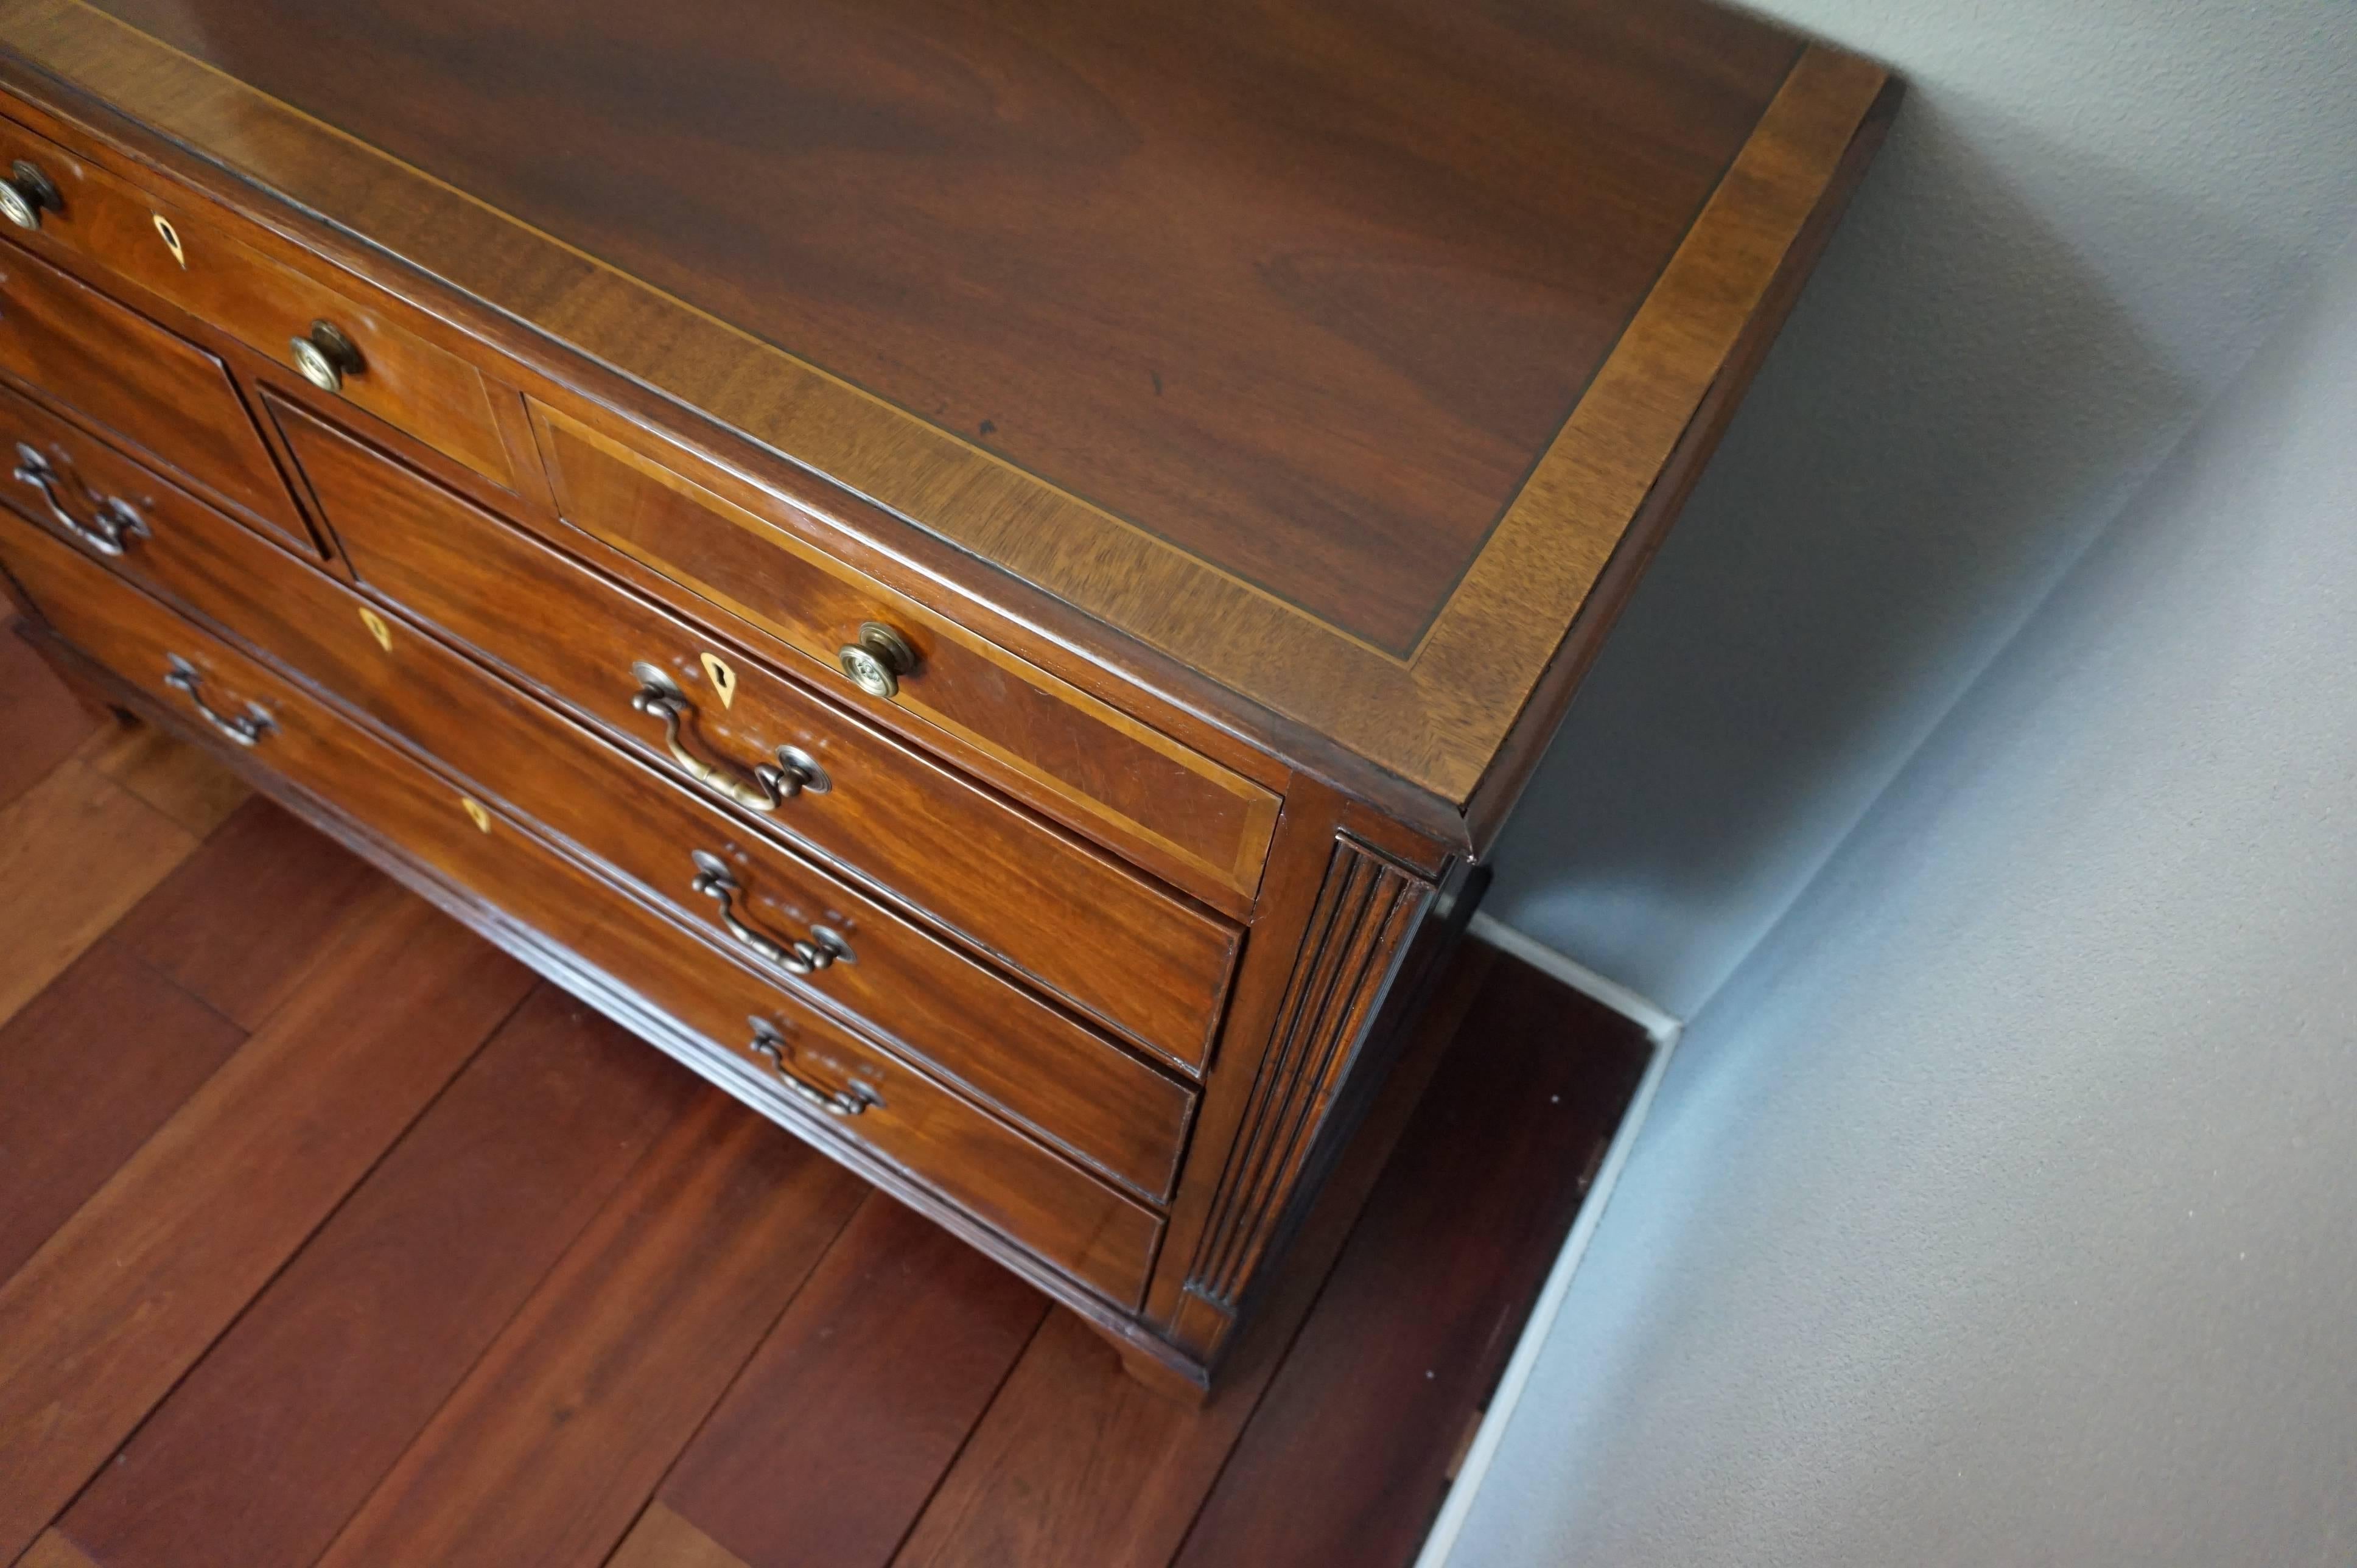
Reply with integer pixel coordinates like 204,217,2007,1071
0,738,197,1025
309,1092,864,1568
1174,959,1652,1565
890,933,1494,1567
74,0,1791,655
111,794,388,1027
0,105,514,487
533,401,1280,901
0,0,1892,812
614,1197,1049,1568
1175,835,1432,1349
0,496,1195,1203
0,0,1892,1391
0,939,243,1282
0,601,98,804
51,989,695,1568
279,396,1241,1069
0,891,531,1564
0,514,1171,1308
0,642,1653,1564
0,234,305,544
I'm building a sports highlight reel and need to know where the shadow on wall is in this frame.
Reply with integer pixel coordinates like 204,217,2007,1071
1484,75,2292,1015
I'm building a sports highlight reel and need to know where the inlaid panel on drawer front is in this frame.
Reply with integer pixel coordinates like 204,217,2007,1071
0,235,307,547
0,478,1193,1203
274,396,1239,1071
0,513,1158,1309
0,110,513,489
530,399,1280,905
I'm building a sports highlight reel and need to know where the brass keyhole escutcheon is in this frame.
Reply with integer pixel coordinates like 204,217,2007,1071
459,796,492,834
701,651,738,709
359,604,394,653
152,212,188,268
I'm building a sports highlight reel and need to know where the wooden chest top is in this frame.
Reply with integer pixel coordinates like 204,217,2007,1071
0,0,1894,833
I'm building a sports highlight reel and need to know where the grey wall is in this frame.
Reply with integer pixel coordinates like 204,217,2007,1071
1448,228,2357,1567
1485,0,2357,1017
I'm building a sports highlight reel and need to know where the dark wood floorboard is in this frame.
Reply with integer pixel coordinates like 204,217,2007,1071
0,621,102,811
0,940,243,1283
0,629,1653,1568
309,1090,870,1568
614,1195,1052,1568
887,941,1501,1568
1173,959,1653,1567
0,893,534,1564
110,795,393,1031
50,987,698,1568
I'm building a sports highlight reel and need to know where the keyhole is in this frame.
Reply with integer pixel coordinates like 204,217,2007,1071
459,796,492,833
701,651,738,709
358,604,393,653
152,213,187,269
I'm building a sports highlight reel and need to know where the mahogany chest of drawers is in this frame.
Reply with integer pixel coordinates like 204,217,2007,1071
0,0,1893,1394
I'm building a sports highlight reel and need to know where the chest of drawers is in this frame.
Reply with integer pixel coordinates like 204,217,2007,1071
0,0,1894,1395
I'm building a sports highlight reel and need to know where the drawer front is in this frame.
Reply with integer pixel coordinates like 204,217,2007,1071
0,236,306,545
276,396,1237,1069
530,400,1280,905
0,515,1157,1307
0,374,223,570
565,880,1161,1309
0,488,1191,1202
0,111,513,489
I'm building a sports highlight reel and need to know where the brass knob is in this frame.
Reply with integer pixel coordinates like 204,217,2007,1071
289,320,363,393
0,159,60,231
836,621,916,699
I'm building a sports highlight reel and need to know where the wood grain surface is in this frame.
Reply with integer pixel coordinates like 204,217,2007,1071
281,396,1245,1066
50,988,695,1568
626,1195,1049,1568
0,892,531,1563
0,939,242,1281
0,233,304,541
0,0,1897,817
110,794,386,1027
0,638,1650,1568
0,613,99,805
0,748,197,1026
69,0,1792,652
309,1090,866,1568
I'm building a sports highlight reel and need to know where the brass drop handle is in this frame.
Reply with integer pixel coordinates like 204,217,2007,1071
163,654,273,747
688,852,855,978
12,443,149,556
0,159,60,231
629,663,828,811
289,320,363,393
748,1021,876,1116
836,621,916,699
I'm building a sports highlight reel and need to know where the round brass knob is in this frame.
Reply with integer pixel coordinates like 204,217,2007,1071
289,320,363,393
836,621,916,699
0,159,61,231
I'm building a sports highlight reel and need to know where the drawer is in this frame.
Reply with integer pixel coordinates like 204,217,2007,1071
0,373,289,591
0,491,1193,1202
529,399,1280,905
0,111,513,489
275,395,1238,1070
0,514,1158,1308
0,236,308,548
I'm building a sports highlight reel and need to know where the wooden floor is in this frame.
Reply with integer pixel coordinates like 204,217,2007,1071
0,609,1653,1568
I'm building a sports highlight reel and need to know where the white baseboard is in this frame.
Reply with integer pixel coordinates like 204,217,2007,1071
1413,919,1684,1568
